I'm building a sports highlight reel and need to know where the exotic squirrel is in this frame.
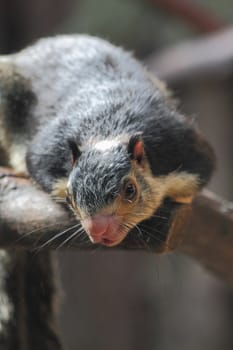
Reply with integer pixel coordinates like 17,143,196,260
0,35,215,247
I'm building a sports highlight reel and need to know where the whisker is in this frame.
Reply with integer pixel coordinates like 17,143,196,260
140,226,171,249
36,223,81,251
121,222,145,249
138,234,151,251
68,229,92,246
15,222,62,244
80,232,90,242
57,226,84,249
129,212,168,221
134,224,152,251
82,238,93,245
140,223,168,239
121,221,171,250
134,224,143,237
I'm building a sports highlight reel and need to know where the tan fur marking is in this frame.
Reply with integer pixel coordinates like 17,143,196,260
51,178,68,198
172,196,193,204
163,172,199,202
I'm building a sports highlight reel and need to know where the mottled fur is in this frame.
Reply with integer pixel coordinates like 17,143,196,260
0,35,215,346
0,35,215,240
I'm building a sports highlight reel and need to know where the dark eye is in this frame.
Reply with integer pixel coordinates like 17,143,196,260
68,139,81,166
124,182,137,202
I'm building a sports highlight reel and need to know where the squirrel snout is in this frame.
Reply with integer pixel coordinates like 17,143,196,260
81,215,120,244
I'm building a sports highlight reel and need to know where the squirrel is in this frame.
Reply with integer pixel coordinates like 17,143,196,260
0,35,215,247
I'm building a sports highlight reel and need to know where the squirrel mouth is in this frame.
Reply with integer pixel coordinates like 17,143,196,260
81,215,128,247
87,228,128,247
100,229,128,247
101,237,119,246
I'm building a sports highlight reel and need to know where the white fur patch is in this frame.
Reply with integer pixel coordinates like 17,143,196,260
94,139,120,152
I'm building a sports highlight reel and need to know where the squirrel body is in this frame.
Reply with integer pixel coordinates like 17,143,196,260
0,35,215,247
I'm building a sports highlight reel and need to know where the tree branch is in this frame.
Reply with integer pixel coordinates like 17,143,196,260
178,191,233,284
1,167,233,283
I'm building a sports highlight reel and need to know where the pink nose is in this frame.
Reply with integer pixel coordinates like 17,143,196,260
82,215,117,243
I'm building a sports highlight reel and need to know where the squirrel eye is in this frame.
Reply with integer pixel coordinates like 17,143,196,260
124,182,137,202
68,139,81,166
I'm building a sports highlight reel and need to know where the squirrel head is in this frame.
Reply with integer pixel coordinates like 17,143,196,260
66,134,164,247
65,128,213,247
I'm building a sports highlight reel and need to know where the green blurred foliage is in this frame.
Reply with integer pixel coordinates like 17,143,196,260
195,0,233,22
59,0,194,56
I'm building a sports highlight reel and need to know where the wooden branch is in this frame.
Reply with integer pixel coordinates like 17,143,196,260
146,27,233,83
177,191,233,284
1,168,233,283
0,167,75,248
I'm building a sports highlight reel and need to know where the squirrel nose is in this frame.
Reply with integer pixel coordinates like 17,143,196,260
82,215,112,243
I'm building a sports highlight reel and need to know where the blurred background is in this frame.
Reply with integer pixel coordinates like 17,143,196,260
1,0,233,349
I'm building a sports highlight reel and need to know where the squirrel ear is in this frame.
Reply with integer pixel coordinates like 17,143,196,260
68,139,81,165
128,134,145,167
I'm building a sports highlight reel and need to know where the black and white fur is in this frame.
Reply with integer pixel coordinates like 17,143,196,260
0,35,215,348
0,34,215,231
